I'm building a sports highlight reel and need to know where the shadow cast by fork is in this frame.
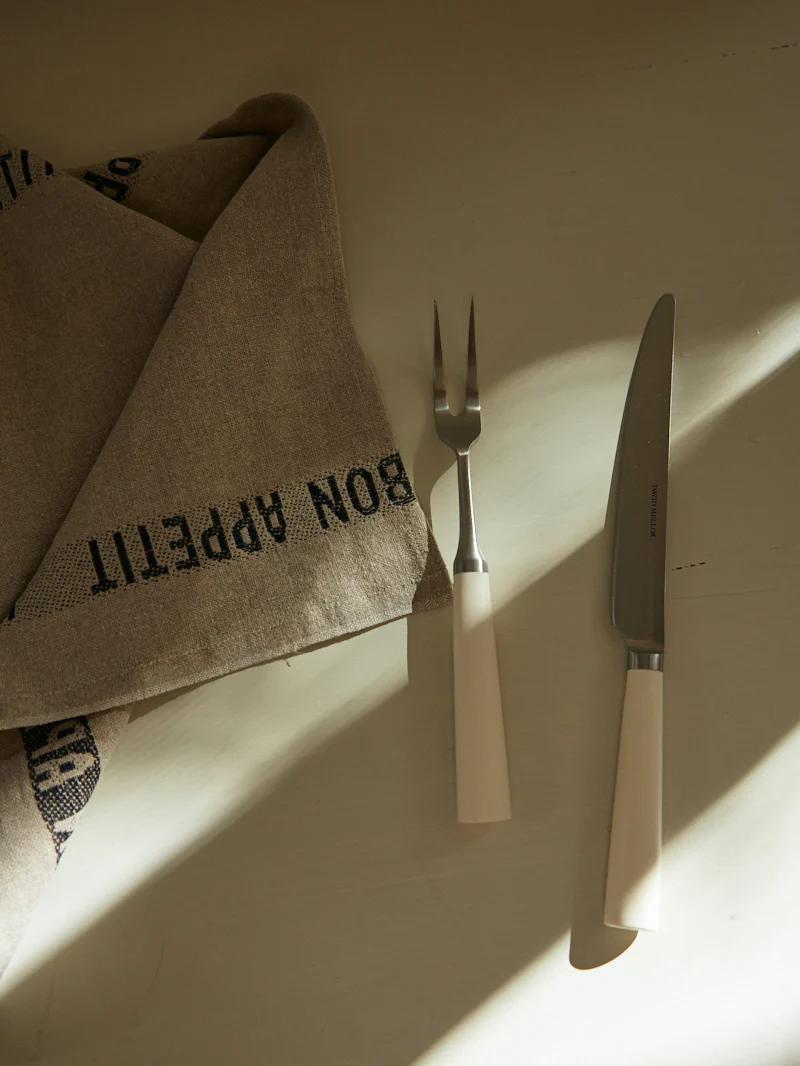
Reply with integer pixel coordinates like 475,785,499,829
0,541,616,1066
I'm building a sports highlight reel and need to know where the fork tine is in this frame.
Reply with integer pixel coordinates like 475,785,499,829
433,300,448,410
466,298,478,401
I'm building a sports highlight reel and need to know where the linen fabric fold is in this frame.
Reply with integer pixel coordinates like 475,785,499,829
0,94,450,973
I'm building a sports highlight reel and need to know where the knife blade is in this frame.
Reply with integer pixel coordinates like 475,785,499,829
611,293,675,654
604,293,675,934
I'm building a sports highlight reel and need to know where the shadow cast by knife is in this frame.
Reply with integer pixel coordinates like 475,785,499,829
569,350,800,969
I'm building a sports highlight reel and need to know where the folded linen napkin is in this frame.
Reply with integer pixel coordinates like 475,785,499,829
0,94,450,974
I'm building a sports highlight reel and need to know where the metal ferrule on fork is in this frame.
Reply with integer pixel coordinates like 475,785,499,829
454,452,488,574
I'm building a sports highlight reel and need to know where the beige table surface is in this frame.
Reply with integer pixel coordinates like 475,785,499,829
2,2,800,1064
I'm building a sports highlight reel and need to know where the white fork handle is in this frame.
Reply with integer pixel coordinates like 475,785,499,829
452,571,511,823
604,668,663,932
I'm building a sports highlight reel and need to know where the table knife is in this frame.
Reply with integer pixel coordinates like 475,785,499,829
604,293,675,933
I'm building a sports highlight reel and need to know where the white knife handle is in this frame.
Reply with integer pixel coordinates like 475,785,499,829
452,570,511,823
604,668,663,931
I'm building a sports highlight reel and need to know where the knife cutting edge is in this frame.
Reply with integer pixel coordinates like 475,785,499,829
604,293,675,933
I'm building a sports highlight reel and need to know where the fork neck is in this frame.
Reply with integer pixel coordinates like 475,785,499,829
454,451,488,574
